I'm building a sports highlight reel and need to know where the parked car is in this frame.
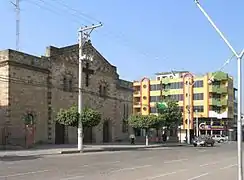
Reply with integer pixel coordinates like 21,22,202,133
192,136,215,147
212,135,228,143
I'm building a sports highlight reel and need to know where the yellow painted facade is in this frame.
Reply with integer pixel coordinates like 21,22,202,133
133,71,234,130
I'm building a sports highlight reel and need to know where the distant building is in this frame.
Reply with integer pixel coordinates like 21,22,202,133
133,71,235,139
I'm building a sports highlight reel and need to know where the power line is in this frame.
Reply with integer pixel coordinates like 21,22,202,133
50,0,101,23
25,0,85,26
26,0,166,65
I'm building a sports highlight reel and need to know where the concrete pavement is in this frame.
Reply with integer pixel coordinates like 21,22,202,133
0,143,186,156
0,142,239,180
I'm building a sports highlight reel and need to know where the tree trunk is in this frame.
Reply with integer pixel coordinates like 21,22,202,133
145,129,149,146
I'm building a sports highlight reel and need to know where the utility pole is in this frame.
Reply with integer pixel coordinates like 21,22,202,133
78,23,102,152
11,0,20,51
194,1,244,179
187,80,191,144
185,76,196,145
196,110,199,137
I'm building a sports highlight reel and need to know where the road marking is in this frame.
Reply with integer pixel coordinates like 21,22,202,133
81,160,120,167
0,170,49,178
188,173,209,180
110,165,151,173
220,164,237,170
200,161,219,167
197,150,206,153
137,169,188,180
60,175,85,180
164,158,188,164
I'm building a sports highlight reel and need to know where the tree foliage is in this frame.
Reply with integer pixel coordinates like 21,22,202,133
55,105,101,128
156,100,182,129
128,114,164,130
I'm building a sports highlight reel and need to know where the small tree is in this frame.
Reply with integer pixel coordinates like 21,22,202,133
156,100,182,135
55,105,101,128
128,114,162,146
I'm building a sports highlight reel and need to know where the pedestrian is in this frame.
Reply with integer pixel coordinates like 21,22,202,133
129,134,136,144
162,133,167,143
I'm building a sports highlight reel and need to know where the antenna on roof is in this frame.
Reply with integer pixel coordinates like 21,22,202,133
11,0,20,51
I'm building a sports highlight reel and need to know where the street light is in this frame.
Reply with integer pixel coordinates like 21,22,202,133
194,1,244,179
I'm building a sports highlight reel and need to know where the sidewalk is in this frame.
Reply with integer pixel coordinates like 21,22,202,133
0,143,188,157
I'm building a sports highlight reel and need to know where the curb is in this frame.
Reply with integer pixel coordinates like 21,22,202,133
60,144,188,154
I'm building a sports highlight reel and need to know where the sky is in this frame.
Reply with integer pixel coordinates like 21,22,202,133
0,0,244,85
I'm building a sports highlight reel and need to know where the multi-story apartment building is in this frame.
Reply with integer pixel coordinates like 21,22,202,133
133,71,235,139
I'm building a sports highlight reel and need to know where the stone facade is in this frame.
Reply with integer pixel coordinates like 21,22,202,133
0,42,133,147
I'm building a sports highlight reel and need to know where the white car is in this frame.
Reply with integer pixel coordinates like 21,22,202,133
212,135,228,143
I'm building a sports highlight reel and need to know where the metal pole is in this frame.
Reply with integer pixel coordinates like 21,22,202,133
237,56,243,180
194,1,244,179
187,81,191,144
196,110,199,137
78,30,83,152
77,23,102,152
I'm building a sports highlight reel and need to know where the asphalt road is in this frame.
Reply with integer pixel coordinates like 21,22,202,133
0,142,239,180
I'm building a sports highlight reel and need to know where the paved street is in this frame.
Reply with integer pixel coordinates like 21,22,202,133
0,142,239,180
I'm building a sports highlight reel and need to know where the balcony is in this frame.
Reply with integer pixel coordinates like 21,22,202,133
161,90,170,96
209,85,227,94
209,99,222,107
221,99,228,106
133,91,141,97
133,102,141,108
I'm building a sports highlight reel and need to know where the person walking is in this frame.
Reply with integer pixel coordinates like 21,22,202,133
129,134,136,144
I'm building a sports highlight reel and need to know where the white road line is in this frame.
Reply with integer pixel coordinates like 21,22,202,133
110,165,151,173
188,173,209,180
164,158,188,164
220,164,237,170
81,160,120,167
60,175,85,180
136,169,188,180
0,170,49,178
200,161,219,167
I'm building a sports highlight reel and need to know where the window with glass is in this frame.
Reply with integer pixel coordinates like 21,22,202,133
193,93,204,100
150,107,157,113
193,106,204,112
193,80,203,88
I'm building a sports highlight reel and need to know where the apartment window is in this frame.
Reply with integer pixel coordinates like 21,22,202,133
150,107,157,113
210,106,221,113
193,80,203,88
170,94,183,101
150,84,162,91
150,85,157,91
193,93,204,100
193,106,204,112
169,82,183,89
213,81,221,87
212,93,221,99
179,106,183,112
150,96,160,102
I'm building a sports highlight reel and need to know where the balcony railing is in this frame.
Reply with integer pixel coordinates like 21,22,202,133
209,99,222,107
209,85,227,93
133,102,141,106
133,91,140,96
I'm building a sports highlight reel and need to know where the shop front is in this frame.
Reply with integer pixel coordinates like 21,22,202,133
199,123,227,136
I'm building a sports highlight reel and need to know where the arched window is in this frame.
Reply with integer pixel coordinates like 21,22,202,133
68,79,72,92
63,77,67,91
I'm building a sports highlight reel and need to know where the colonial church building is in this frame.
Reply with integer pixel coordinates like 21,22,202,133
0,42,133,147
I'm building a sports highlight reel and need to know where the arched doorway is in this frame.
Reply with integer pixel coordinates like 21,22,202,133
103,120,111,143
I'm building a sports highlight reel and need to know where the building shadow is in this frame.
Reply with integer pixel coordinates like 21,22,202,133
0,155,41,162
